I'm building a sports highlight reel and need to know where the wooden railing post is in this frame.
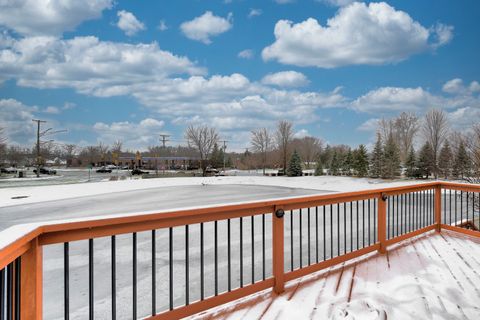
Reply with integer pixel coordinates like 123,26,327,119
272,206,285,294
378,194,387,254
21,238,43,320
435,185,442,232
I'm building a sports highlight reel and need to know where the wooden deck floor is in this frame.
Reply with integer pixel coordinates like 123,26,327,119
190,230,480,320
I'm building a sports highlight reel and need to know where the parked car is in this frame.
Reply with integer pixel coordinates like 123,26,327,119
33,167,57,175
131,168,149,175
1,167,17,174
96,167,112,173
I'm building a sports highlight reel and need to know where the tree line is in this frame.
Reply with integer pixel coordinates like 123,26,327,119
1,108,479,179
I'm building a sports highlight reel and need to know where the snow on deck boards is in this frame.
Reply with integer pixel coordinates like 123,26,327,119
189,230,480,320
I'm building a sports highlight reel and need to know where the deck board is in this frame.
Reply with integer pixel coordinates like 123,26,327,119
189,230,480,320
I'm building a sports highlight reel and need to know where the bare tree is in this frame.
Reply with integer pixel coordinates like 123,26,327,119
251,128,273,175
466,123,480,177
275,120,294,173
97,142,109,166
394,112,419,163
63,144,77,167
111,140,123,154
185,125,219,176
0,127,6,162
378,118,397,144
423,109,449,179
294,136,323,169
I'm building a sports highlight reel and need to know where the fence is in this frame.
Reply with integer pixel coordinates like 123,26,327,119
0,181,479,319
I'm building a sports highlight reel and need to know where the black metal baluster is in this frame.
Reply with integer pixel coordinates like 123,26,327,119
337,204,340,256
368,199,371,245
6,264,11,320
14,258,20,320
112,236,116,319
400,194,403,234
308,208,311,266
1,268,4,320
299,209,303,267
215,220,218,295
200,223,204,300
362,200,365,248
133,233,137,319
460,191,463,226
290,211,294,271
387,196,390,239
0,268,4,320
350,202,353,251
262,214,265,281
323,206,326,261
89,239,94,320
344,203,347,253
185,225,189,305
251,216,254,284
64,242,69,320
449,189,452,225
227,219,231,290
330,204,333,258
396,195,399,237
443,190,446,226
169,227,173,310
150,231,154,316
315,207,319,263
240,217,244,288
374,199,377,243
455,190,457,226
356,201,359,250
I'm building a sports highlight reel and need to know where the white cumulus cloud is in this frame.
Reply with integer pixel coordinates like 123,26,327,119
0,35,205,95
261,71,309,87
238,49,254,59
117,10,145,36
0,0,112,36
318,0,354,7
262,2,453,68
93,118,165,149
248,9,262,18
180,11,233,44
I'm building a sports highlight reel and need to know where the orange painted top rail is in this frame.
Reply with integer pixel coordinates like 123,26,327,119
0,181,479,319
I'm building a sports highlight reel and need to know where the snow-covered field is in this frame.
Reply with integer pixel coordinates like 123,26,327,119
1,175,420,208
0,176,433,319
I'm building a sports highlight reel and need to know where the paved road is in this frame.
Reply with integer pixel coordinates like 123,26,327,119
0,184,329,231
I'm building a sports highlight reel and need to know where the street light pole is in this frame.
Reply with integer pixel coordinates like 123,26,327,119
32,119,46,177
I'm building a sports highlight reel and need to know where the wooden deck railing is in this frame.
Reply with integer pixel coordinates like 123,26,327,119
0,181,479,319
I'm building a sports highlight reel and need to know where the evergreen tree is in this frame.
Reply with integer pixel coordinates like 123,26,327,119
405,146,417,178
354,144,369,177
370,133,384,178
330,151,340,176
438,141,453,179
342,149,353,176
287,150,303,177
209,143,223,168
454,141,471,179
417,143,435,178
382,133,401,178
314,158,324,176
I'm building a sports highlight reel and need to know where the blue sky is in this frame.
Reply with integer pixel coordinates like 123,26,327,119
0,0,479,151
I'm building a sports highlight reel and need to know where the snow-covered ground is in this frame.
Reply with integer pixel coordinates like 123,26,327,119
1,175,420,208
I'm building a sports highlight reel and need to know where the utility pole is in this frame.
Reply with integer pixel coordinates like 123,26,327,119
220,140,228,173
32,119,46,178
159,134,170,174
32,119,66,178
